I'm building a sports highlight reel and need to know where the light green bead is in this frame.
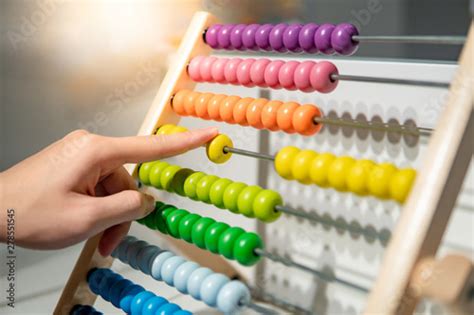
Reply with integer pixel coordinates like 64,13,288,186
223,182,247,213
183,172,206,200
209,178,233,209
138,161,159,185
237,185,262,217
149,161,170,189
196,175,219,203
160,165,181,191
252,189,283,222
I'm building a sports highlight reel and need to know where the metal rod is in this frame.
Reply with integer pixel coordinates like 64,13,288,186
254,248,369,293
331,73,450,88
250,289,313,315
223,146,275,161
352,35,466,45
313,117,433,137
246,302,280,315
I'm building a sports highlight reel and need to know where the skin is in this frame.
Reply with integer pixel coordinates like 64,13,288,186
0,127,218,256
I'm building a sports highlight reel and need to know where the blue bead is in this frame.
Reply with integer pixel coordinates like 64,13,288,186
155,303,181,315
71,305,94,315
88,269,111,295
173,311,192,315
187,267,213,300
136,245,161,275
199,273,230,307
216,280,250,313
119,284,145,312
109,279,133,308
130,290,155,315
161,256,186,286
117,236,137,261
127,240,148,270
150,251,175,280
173,261,199,294
119,295,134,314
141,296,168,315
99,273,123,301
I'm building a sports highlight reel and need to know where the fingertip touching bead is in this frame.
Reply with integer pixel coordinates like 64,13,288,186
277,102,299,133
294,61,316,92
233,97,253,125
368,163,397,199
205,24,222,48
220,95,240,123
196,175,219,203
187,267,213,300
223,182,247,213
237,185,262,217
161,256,186,286
184,172,206,200
283,24,303,52
314,23,336,54
233,232,263,266
250,58,271,87
346,159,375,195
218,227,245,259
192,217,216,249
331,23,359,55
200,56,217,82
292,104,323,135
211,58,229,83
255,24,273,50
209,178,233,208
236,58,256,87
264,60,284,89
217,24,234,49
242,24,259,50
328,156,356,191
309,152,336,187
199,273,230,307
269,23,288,52
299,23,319,53
389,168,416,203
261,100,283,131
173,261,200,294
194,92,213,119
208,94,227,121
188,57,205,82
310,61,339,93
278,61,299,90
246,98,267,129
252,190,283,222
204,222,230,253
230,24,246,50
274,146,300,180
217,281,251,314
292,150,318,184
223,58,242,84
206,134,233,164
151,251,175,281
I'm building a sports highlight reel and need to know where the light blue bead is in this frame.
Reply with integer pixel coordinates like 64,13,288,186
173,261,199,294
130,290,154,315
136,245,161,275
141,296,168,315
119,295,134,313
117,236,137,261
216,280,250,314
161,256,186,286
155,303,181,315
127,240,148,270
187,267,213,300
150,251,175,281
200,273,230,307
173,311,192,315
119,284,144,313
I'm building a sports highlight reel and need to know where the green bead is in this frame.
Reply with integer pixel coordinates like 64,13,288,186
223,182,247,213
252,190,283,222
152,203,169,234
149,161,170,189
166,209,189,238
233,232,263,266
191,217,216,249
141,212,155,229
160,165,181,191
204,222,230,253
209,178,233,209
160,205,177,234
196,175,219,203
170,168,194,196
237,185,262,217
138,161,158,185
218,227,245,259
178,213,201,243
183,172,206,200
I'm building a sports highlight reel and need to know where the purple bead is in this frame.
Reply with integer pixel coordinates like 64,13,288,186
217,24,235,49
282,24,303,52
230,24,246,50
269,23,288,52
255,24,273,51
298,23,319,53
241,24,260,50
314,23,335,55
205,24,222,48
331,23,359,55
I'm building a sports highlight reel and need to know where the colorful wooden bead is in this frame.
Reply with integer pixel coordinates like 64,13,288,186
138,162,158,185
207,94,227,121
233,232,263,266
264,60,284,88
195,92,213,119
204,222,230,254
209,178,233,208
191,217,216,249
347,159,375,195
275,146,300,180
310,61,339,93
292,104,323,135
199,274,230,306
389,168,416,203
246,98,267,129
173,261,199,294
294,61,316,92
149,161,170,189
277,102,299,133
216,281,251,314
142,297,168,315
169,168,194,196
222,182,247,213
261,100,283,131
219,95,240,123
187,267,213,300
223,58,242,84
278,61,299,90
183,172,206,200
237,185,262,217
160,165,182,192
161,256,186,286
253,190,283,222
233,97,253,125
151,251,175,281
178,213,201,243
166,209,189,238
218,227,245,259
236,58,256,87
206,134,233,164
368,163,397,199
131,291,154,315
328,156,356,191
196,175,219,203
309,152,336,187
291,150,318,184
155,303,181,315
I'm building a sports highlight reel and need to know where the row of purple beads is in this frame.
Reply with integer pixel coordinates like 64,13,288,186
204,23,359,56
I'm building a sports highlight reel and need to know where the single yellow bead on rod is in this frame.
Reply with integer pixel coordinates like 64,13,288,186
389,168,416,203
291,150,318,184
274,146,300,180
346,159,376,195
368,163,397,199
206,134,233,164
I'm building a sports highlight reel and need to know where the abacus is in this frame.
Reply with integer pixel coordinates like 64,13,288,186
55,12,473,315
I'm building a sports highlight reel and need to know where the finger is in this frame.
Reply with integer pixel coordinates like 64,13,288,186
100,166,137,193
98,222,131,257
99,127,218,164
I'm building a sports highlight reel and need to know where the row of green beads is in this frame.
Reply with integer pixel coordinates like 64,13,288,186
138,161,283,223
137,201,263,266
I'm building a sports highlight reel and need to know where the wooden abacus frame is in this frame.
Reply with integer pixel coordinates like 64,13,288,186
54,12,473,315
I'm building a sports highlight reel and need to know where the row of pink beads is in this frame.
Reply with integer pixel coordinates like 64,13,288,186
188,56,339,93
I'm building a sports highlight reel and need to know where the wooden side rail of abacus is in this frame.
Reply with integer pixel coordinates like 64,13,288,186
364,22,473,315
54,11,242,315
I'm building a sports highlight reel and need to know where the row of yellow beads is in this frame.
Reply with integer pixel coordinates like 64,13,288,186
274,146,416,203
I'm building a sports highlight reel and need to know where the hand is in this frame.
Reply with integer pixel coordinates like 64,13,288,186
0,127,218,256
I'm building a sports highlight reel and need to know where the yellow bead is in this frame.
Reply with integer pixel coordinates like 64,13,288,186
206,134,233,164
291,150,318,184
170,125,189,134
389,168,416,203
309,153,336,187
274,146,300,180
368,163,397,199
156,124,177,135
328,156,355,191
346,159,375,195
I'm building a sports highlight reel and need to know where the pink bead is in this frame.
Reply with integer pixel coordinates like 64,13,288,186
224,58,242,84
294,61,316,92
200,56,217,82
310,61,339,93
264,60,284,89
211,57,228,83
188,56,205,82
278,61,299,90
249,58,271,88
236,58,256,87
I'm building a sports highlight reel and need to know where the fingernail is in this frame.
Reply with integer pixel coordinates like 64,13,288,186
144,193,155,214
201,126,219,134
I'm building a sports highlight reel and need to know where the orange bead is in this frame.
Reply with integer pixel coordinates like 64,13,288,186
233,97,253,126
277,102,299,133
208,94,226,121
194,92,214,119
292,104,324,136
171,90,190,116
184,91,200,116
219,96,240,124
261,100,283,131
246,98,267,129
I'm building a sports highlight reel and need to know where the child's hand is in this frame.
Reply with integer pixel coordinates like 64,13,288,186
0,127,218,256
